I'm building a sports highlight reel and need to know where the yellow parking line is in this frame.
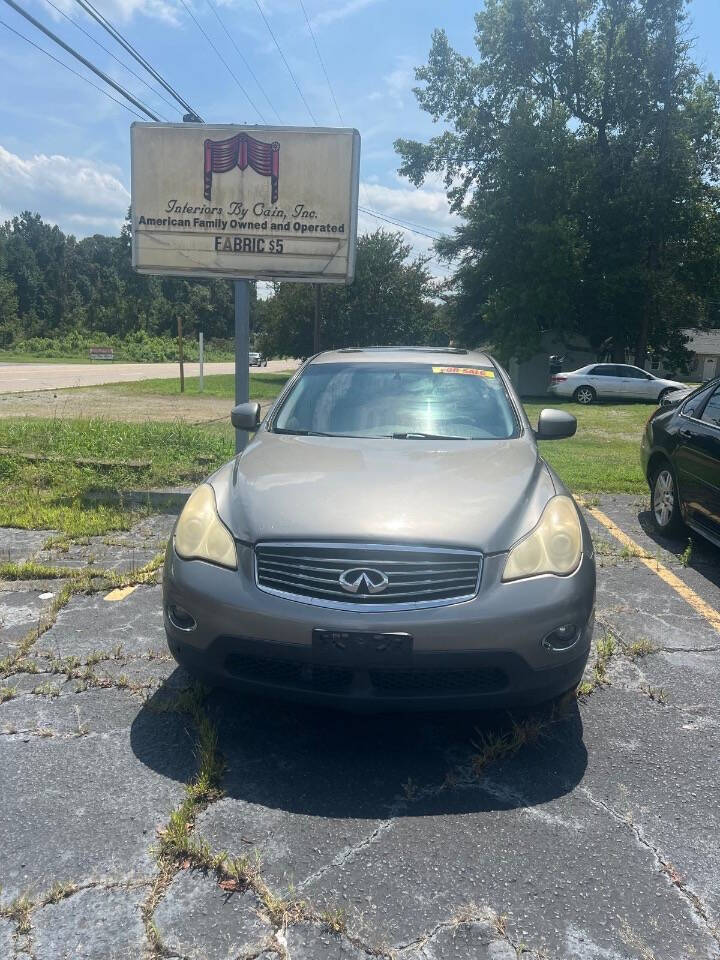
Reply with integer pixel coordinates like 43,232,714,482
585,504,720,635
104,585,138,602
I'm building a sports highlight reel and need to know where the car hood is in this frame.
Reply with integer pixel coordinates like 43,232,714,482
211,431,557,554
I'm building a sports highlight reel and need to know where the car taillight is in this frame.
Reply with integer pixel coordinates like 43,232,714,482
550,375,567,384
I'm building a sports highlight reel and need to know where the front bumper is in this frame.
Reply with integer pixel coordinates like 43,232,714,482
162,532,596,712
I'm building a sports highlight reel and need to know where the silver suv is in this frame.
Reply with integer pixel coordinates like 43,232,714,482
164,347,596,711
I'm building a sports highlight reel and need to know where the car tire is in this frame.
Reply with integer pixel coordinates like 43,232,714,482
658,388,673,405
573,386,596,405
650,462,685,537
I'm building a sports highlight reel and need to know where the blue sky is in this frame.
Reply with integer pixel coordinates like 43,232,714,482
1,0,719,281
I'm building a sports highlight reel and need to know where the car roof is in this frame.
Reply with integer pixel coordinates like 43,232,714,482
309,346,495,366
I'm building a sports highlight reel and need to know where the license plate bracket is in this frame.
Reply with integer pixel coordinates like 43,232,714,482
312,629,413,665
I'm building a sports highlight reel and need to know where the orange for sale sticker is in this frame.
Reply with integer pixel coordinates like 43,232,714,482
432,366,495,378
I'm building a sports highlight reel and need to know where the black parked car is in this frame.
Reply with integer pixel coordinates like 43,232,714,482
641,377,720,546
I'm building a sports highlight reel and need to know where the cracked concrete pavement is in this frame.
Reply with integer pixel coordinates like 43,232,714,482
0,493,719,959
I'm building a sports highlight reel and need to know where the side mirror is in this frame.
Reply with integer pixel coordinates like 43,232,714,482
536,408,577,440
231,402,261,431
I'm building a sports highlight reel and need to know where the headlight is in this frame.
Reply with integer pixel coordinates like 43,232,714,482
502,495,582,582
174,484,237,570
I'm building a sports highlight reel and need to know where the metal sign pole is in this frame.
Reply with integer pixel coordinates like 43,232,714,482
234,279,250,454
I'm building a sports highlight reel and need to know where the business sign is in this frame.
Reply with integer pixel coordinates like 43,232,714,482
131,123,360,284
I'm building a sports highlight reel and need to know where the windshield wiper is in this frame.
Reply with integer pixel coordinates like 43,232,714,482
391,432,465,440
274,428,348,437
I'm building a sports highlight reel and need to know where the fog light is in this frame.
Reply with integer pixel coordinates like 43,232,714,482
167,604,197,632
542,623,579,652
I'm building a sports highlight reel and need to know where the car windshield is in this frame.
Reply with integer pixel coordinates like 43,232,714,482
272,362,519,440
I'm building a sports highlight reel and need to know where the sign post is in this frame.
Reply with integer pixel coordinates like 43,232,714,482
234,280,250,453
130,124,360,452
198,331,204,392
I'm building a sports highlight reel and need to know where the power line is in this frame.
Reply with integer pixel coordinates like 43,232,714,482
358,205,447,241
176,0,265,122
204,0,282,124
360,204,445,236
0,17,146,120
252,0,318,125
42,0,180,118
71,0,203,121
297,0,342,124
1,0,161,120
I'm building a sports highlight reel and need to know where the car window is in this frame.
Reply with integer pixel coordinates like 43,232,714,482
700,388,720,428
682,381,718,419
619,366,650,379
589,365,616,376
273,362,520,440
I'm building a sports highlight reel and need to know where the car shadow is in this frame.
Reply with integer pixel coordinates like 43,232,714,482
636,508,720,587
131,675,587,818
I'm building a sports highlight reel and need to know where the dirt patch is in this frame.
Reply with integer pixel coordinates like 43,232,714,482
0,388,237,423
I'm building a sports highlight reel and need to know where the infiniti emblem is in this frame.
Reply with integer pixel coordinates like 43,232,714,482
338,567,389,595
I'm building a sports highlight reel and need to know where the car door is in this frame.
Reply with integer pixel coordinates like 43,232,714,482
613,365,648,399
673,385,720,537
587,365,617,397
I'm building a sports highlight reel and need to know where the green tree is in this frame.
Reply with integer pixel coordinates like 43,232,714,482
258,230,436,356
396,0,720,366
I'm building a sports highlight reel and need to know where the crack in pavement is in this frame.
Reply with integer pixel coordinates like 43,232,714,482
294,819,396,893
580,786,720,950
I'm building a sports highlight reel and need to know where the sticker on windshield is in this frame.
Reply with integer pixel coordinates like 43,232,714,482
432,366,495,378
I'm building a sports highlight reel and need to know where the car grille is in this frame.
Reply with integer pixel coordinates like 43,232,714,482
223,650,507,698
369,667,507,694
254,542,482,608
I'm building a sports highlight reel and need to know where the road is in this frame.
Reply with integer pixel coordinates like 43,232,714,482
0,359,297,394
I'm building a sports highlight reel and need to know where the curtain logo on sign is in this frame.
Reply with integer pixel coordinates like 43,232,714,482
203,133,280,203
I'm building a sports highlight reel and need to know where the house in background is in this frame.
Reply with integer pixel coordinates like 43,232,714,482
506,334,596,396
505,328,720,397
650,329,720,383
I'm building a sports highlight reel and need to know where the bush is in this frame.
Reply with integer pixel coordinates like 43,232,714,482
1,333,237,363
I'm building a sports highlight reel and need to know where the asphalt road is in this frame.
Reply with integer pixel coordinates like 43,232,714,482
0,359,296,394
1,494,719,959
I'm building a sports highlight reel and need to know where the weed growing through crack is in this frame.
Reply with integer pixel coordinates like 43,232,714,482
31,681,61,698
642,685,668,704
471,717,546,777
319,905,348,935
578,629,617,697
0,894,32,935
626,637,657,660
0,685,17,704
680,539,693,567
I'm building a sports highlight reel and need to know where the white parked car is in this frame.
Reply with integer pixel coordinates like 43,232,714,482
249,352,267,367
548,364,685,405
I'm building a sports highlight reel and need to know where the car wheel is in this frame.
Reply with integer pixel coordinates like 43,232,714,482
658,388,673,405
573,386,596,405
650,463,685,536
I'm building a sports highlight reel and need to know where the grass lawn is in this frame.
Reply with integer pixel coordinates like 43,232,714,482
0,418,233,535
524,398,650,495
101,372,293,403
0,384,652,534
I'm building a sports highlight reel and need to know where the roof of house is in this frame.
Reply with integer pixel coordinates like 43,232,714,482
685,329,720,354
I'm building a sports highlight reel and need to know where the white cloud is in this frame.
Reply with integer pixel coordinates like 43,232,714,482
367,56,415,109
357,176,458,282
0,145,130,236
310,0,383,29
47,0,180,25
